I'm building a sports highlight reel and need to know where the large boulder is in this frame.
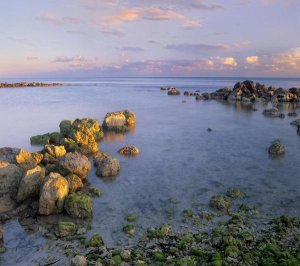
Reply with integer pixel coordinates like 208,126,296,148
60,118,103,144
66,174,84,193
59,118,103,155
0,161,23,197
64,193,92,219
102,110,136,132
17,166,45,202
94,152,120,177
58,152,91,180
39,172,69,215
0,147,36,172
262,108,279,117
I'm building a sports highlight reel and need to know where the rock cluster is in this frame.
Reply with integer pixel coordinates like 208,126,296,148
0,82,63,88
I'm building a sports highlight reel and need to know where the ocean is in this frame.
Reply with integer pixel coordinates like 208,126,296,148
0,77,300,264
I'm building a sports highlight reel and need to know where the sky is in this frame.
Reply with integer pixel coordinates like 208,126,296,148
0,0,299,78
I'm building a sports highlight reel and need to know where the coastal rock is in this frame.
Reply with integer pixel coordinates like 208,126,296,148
118,146,139,156
195,94,205,100
59,138,80,153
30,132,62,146
31,152,44,164
16,166,45,202
274,88,296,102
71,255,87,266
184,91,193,96
59,118,103,154
268,139,285,156
39,172,69,215
0,147,36,172
0,224,5,253
44,145,66,158
64,193,92,219
102,110,136,132
209,195,231,213
262,108,279,117
66,174,83,193
57,221,77,237
94,152,120,177
290,119,300,127
58,152,90,180
41,153,57,165
0,161,23,197
288,112,298,117
167,88,180,95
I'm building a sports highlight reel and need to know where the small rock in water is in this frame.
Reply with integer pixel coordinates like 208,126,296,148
288,111,298,117
207,128,212,132
167,88,180,95
268,139,285,156
118,146,139,157
94,152,120,177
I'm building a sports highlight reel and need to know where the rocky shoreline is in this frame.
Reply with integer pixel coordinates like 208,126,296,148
0,82,63,88
0,81,300,265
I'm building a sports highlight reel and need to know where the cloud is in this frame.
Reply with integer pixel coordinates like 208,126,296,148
26,56,38,61
53,56,98,68
103,7,200,29
273,47,300,69
100,29,125,37
165,43,229,53
36,14,82,25
122,46,144,52
246,56,259,64
221,57,238,67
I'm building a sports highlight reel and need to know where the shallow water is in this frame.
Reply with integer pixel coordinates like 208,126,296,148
1,77,300,264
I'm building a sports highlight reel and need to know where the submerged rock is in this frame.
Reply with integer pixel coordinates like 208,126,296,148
118,146,139,156
39,172,69,215
17,166,45,202
102,110,136,132
57,221,77,237
94,152,120,177
209,195,231,213
64,193,92,219
71,255,87,266
0,224,5,253
290,119,300,127
268,139,285,156
88,234,104,247
262,108,279,117
58,152,90,180
0,160,23,198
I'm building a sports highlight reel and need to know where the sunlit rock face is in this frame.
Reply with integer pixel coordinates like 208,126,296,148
0,161,23,197
118,146,140,157
58,152,91,180
93,152,120,177
102,110,136,132
39,172,69,215
0,147,37,172
16,166,45,202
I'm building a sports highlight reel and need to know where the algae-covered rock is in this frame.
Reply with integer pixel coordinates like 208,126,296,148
118,146,139,157
58,152,90,180
226,188,244,199
60,118,103,145
94,152,120,177
57,221,77,237
123,224,135,236
268,139,285,156
39,172,69,215
209,195,231,213
102,110,136,132
0,161,23,197
17,166,45,202
64,193,92,218
0,147,36,172
88,234,104,247
125,214,137,222
66,174,83,193
30,134,50,146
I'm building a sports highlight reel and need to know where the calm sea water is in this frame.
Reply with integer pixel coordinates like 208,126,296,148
1,77,300,264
